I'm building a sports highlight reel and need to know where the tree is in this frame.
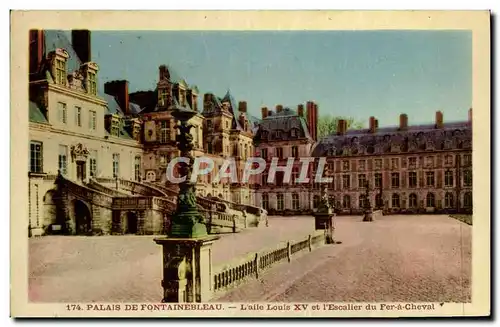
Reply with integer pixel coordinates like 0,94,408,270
317,114,364,139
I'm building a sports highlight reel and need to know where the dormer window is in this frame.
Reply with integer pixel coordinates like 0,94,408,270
110,116,121,137
179,89,186,107
275,130,282,139
291,129,297,137
88,71,97,95
55,58,66,85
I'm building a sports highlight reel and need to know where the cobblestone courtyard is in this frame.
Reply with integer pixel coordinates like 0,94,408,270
29,215,471,303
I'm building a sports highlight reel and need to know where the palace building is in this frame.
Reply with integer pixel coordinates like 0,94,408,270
27,29,260,237
27,29,473,237
253,107,473,215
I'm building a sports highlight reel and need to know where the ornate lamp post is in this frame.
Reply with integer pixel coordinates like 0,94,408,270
313,165,337,244
154,106,219,303
362,181,374,222
168,106,207,238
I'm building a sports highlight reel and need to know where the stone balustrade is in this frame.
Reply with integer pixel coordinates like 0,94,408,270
211,230,326,297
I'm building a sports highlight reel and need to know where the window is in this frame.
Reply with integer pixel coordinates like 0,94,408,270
262,172,268,185
75,106,82,127
391,158,399,169
207,120,213,130
275,172,284,187
464,192,472,207
261,148,268,160
426,172,435,187
445,193,454,208
90,150,97,177
445,155,454,166
342,160,350,171
58,102,67,124
291,146,299,158
463,154,472,166
342,174,350,189
409,193,418,208
445,170,454,187
292,167,299,185
292,193,299,210
463,170,472,186
179,89,186,107
358,160,366,171
408,157,417,168
159,88,168,106
112,153,120,178
160,121,168,143
207,142,213,154
134,156,141,181
89,110,97,130
226,121,229,129
391,193,400,208
55,58,66,85
277,193,284,211
374,173,382,188
88,71,97,95
374,159,382,170
358,174,367,188
276,147,283,159
262,193,269,211
291,129,297,137
359,195,367,209
391,173,400,188
342,195,351,208
375,193,383,208
29,141,43,173
111,119,120,137
275,131,282,138
408,172,417,188
58,145,68,175
313,195,320,209
426,193,435,207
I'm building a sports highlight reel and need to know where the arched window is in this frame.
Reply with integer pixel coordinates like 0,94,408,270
445,192,454,208
343,195,351,209
277,193,284,211
426,192,435,207
391,193,400,208
464,192,472,208
292,193,299,210
409,193,418,208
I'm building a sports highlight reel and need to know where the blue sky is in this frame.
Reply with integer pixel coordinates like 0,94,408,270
91,30,472,127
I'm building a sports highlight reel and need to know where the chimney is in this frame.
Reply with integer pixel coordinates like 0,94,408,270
435,111,444,129
399,114,408,130
369,116,376,133
297,104,304,117
159,65,168,80
306,101,318,141
337,119,347,135
71,30,91,63
104,80,130,115
261,107,269,119
276,104,283,113
29,29,45,74
468,108,472,124
238,101,247,113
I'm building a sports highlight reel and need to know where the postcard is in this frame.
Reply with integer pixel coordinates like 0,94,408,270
10,10,490,318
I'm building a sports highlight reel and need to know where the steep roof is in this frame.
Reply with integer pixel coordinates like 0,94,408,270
43,30,83,74
255,107,312,143
29,101,48,123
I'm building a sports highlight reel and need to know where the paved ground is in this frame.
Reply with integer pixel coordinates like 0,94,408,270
29,215,471,303
28,216,316,302
214,215,471,303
